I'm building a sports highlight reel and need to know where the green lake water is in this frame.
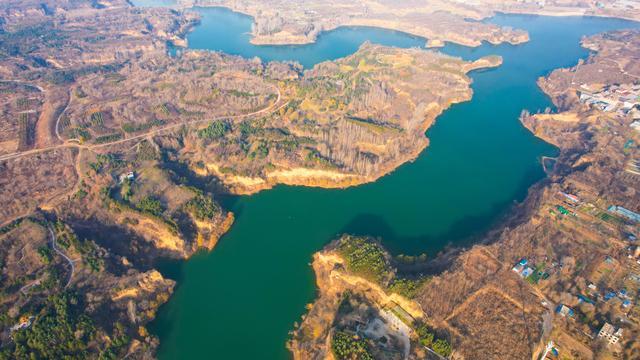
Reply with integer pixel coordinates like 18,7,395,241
131,5,639,359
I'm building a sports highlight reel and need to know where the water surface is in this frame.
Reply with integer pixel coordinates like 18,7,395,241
144,7,638,359
185,7,425,68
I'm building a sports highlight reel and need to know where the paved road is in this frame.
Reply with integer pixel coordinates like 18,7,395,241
19,279,42,295
0,85,286,161
48,226,74,288
55,88,73,142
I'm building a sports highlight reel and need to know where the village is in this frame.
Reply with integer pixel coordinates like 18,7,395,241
513,186,640,358
510,30,640,358
516,121,640,358
579,83,640,117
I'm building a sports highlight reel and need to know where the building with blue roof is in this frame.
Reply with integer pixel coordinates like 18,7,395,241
556,304,574,317
608,205,640,223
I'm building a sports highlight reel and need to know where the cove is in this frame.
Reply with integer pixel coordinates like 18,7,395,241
139,6,640,360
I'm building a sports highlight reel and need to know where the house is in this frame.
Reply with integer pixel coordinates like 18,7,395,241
540,340,559,360
119,171,135,183
608,205,640,223
598,323,623,345
555,304,574,318
10,315,34,332
622,101,636,112
512,264,523,273
556,205,571,215
512,258,531,277
521,267,534,278
559,191,580,204
604,103,617,112
618,289,628,299
604,291,617,301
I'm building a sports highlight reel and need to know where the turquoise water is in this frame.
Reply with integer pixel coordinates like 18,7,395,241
144,6,639,360
185,7,425,68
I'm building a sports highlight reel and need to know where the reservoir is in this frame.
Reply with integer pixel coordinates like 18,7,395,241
134,5,639,359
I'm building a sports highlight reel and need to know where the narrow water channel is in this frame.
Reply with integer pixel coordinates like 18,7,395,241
130,5,639,359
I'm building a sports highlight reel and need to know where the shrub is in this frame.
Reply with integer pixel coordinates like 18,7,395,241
93,133,122,144
432,339,452,357
70,127,91,142
185,195,218,220
331,331,373,360
136,140,158,161
37,246,52,264
137,196,164,216
337,236,390,284
388,278,426,299
89,153,124,173
89,111,103,127
70,237,104,272
197,120,230,140
122,119,165,133
414,322,452,357
74,189,88,200
0,218,23,235
239,120,259,137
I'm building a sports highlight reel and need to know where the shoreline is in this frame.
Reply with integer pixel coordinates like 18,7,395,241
120,3,636,358
191,55,501,196
172,3,639,51
175,3,531,49
8,2,639,358
291,27,640,358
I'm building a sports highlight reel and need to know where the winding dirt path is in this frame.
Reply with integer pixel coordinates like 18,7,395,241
55,88,73,142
